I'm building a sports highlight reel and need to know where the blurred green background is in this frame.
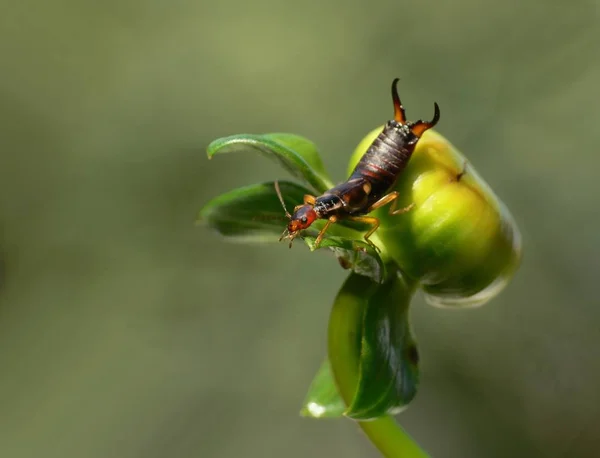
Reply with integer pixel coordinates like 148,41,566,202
0,1,598,457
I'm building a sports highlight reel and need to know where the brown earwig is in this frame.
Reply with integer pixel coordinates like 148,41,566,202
276,78,440,250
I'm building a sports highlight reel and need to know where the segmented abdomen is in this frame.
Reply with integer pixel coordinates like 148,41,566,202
350,123,415,197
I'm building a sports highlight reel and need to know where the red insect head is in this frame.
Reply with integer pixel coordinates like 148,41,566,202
274,181,319,248
288,205,317,235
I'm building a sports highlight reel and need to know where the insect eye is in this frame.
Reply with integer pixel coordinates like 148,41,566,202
301,216,308,224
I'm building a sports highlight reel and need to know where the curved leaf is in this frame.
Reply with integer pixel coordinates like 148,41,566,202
198,180,310,243
199,180,386,282
328,271,419,421
300,360,345,418
207,133,334,193
347,272,419,419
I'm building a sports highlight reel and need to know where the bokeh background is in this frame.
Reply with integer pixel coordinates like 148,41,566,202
0,1,598,457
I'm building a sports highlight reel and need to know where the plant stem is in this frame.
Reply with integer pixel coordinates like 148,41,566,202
357,416,430,458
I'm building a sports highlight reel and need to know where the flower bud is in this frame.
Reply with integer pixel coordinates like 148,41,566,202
348,128,521,307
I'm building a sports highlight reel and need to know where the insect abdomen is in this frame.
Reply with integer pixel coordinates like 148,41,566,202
350,122,417,195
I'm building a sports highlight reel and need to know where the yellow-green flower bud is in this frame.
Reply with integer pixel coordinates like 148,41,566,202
348,128,522,307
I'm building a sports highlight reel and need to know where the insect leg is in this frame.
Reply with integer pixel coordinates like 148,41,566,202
366,191,415,215
303,195,317,205
314,215,337,249
293,195,317,212
346,216,381,252
292,195,317,212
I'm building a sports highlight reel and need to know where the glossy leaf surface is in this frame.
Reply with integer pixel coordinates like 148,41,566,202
300,360,345,418
199,181,386,282
328,271,419,420
207,133,333,193
198,180,310,243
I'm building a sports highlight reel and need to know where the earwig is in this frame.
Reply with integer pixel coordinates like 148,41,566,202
276,78,440,250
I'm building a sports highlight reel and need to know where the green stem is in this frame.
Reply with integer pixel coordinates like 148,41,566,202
328,272,429,458
357,417,429,458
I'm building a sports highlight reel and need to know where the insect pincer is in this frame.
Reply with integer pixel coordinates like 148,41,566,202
409,102,440,137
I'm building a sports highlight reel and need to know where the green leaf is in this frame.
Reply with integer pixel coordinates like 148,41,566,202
199,180,386,282
207,133,334,193
347,272,419,419
300,360,345,418
198,180,310,243
328,271,419,421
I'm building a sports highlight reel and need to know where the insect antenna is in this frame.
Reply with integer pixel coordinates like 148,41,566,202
274,180,291,219
274,180,293,244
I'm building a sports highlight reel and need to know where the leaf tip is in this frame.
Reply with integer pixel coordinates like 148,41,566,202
206,138,223,159
300,401,344,419
195,206,210,226
299,402,326,418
